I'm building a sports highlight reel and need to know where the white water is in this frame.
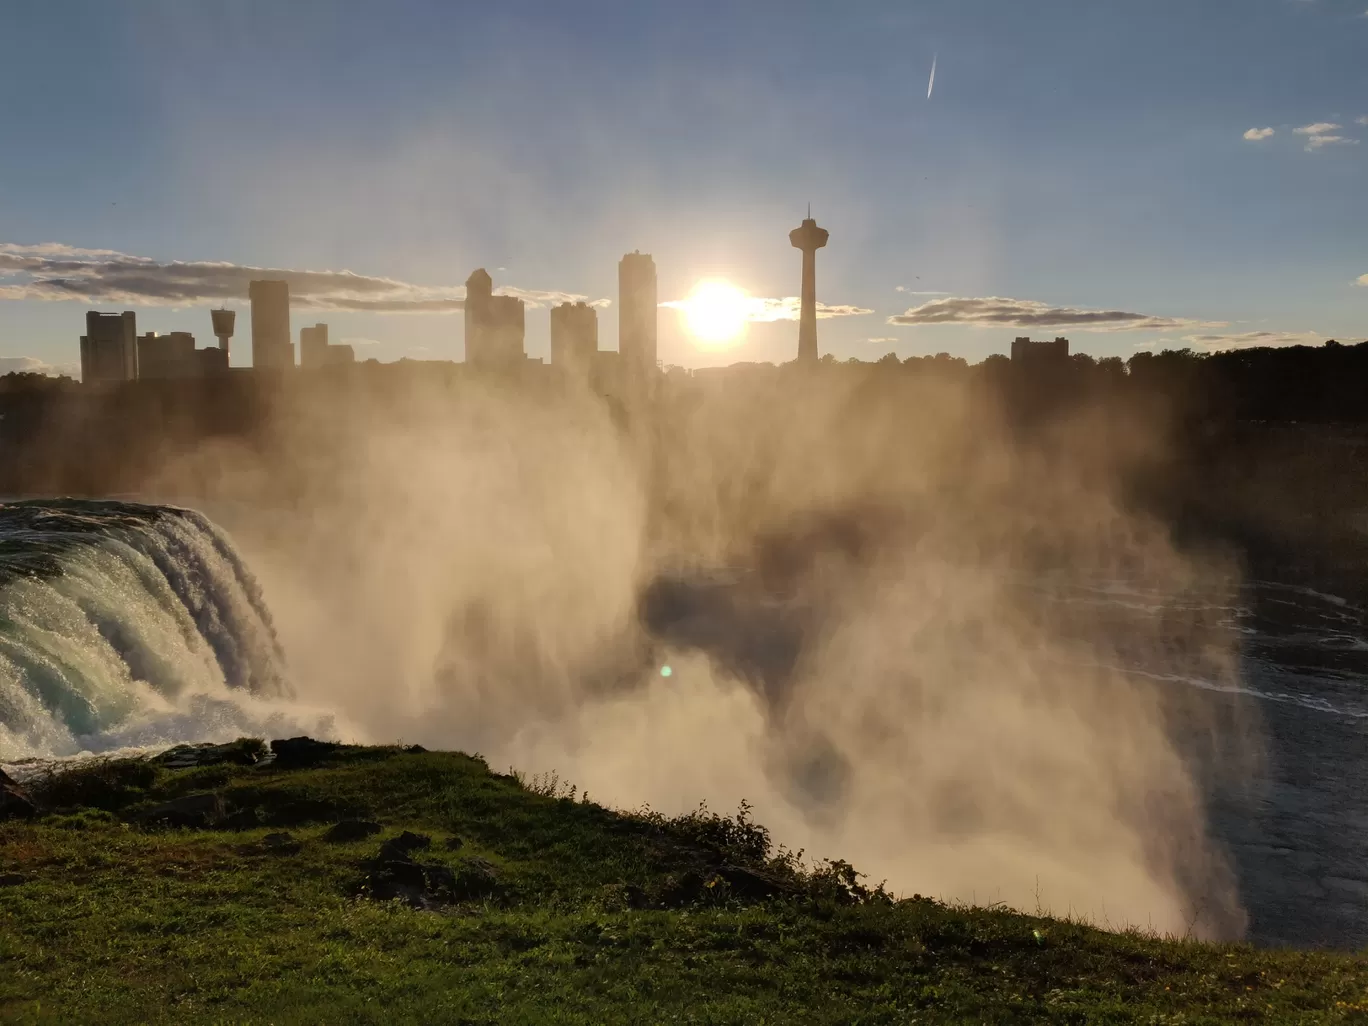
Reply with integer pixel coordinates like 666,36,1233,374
0,500,340,761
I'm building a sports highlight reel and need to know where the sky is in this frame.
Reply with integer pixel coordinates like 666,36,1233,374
0,0,1365,373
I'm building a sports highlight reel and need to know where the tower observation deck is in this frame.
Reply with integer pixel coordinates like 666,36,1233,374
789,211,829,363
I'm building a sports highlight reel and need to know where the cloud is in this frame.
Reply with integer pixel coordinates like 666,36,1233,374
1358,116,1368,126
339,337,384,346
1181,330,1326,351
1243,127,1275,141
660,295,872,323
895,286,951,295
1293,122,1357,150
887,296,1221,332
1357,273,1368,287
0,242,594,313
864,337,898,344
0,356,75,377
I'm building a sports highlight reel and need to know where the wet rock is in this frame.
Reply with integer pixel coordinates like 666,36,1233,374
132,792,224,829
269,736,341,768
324,819,382,843
378,831,431,862
0,769,36,822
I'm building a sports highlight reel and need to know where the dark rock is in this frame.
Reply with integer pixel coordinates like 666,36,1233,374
132,792,224,829
366,859,434,908
377,831,431,862
0,769,36,822
219,808,263,831
0,873,27,887
261,831,302,855
269,736,341,767
156,739,267,770
443,835,464,851
406,744,427,753
324,819,382,843
451,856,500,900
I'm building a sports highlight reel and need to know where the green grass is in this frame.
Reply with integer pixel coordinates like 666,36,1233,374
2,744,1367,1024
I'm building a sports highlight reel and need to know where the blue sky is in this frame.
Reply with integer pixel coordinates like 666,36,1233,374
0,0,1364,372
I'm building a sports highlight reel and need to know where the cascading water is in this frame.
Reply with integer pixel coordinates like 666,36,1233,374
0,498,334,760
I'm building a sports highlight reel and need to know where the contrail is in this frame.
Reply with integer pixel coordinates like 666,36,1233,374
927,52,937,99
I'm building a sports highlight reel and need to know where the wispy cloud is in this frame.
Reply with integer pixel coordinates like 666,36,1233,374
660,295,872,322
1293,122,1357,150
1243,127,1276,141
0,242,593,312
1181,330,1327,350
1356,273,1368,286
895,286,951,295
864,337,898,344
1358,115,1368,126
888,295,1222,332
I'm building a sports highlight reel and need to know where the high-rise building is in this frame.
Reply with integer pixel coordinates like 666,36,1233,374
550,301,598,376
249,280,293,369
300,323,329,368
79,311,137,383
618,252,657,385
789,210,829,363
463,268,525,369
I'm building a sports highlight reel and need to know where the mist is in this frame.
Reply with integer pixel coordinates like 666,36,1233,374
130,362,1254,941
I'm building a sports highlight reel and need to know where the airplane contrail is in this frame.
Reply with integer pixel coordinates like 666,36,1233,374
927,52,937,99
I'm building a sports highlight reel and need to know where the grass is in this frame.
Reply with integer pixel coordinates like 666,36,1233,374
2,744,1367,1024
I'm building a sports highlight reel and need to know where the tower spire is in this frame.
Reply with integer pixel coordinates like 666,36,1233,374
789,211,829,363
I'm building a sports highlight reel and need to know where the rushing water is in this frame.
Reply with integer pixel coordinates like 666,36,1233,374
0,498,330,759
0,497,1364,947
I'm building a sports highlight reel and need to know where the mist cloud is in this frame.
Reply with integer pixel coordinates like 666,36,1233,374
0,242,595,312
889,296,1220,332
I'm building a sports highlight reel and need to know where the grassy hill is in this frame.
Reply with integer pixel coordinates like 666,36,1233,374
1,741,1365,1024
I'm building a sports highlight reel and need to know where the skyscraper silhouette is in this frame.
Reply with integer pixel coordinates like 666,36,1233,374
789,210,829,363
249,280,293,369
618,252,657,387
80,310,137,383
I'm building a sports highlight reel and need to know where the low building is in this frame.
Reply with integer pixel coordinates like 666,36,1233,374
137,331,230,379
1010,336,1070,363
300,324,355,368
464,268,526,369
550,301,598,377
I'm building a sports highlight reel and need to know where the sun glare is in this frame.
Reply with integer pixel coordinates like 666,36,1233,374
680,280,750,347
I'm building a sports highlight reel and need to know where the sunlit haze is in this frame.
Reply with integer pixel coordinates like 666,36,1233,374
677,280,750,348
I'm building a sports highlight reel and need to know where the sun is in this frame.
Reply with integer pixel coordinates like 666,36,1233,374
679,280,750,347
